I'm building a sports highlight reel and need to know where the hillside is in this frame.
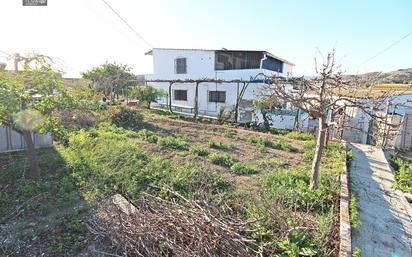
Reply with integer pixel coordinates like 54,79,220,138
345,68,412,84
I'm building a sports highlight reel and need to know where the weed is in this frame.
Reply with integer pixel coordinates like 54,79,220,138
285,131,313,141
230,163,258,175
271,139,297,152
350,192,362,228
157,136,188,150
189,145,209,156
352,247,362,257
137,129,158,143
208,152,234,167
208,139,234,149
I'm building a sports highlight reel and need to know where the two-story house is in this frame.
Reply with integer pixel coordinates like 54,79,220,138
144,48,294,122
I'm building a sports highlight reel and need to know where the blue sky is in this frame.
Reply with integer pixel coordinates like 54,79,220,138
0,0,411,77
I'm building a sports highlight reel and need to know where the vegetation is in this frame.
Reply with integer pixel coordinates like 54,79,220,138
350,192,362,229
286,131,313,141
389,155,412,193
157,136,188,150
208,152,234,167
230,163,258,175
208,139,234,149
189,145,209,156
108,106,143,129
129,86,164,109
82,62,137,101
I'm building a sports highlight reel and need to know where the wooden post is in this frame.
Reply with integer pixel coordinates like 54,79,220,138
168,82,174,113
234,82,240,123
194,81,200,119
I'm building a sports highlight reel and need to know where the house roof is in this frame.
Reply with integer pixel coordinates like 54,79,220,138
144,48,295,66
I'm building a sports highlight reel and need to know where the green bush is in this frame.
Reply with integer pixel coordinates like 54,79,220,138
208,140,234,149
157,136,187,150
137,129,158,143
230,163,258,175
208,152,234,167
271,139,297,152
189,145,209,156
285,131,313,141
109,106,143,129
390,156,412,193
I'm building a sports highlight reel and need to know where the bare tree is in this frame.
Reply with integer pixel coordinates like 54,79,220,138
261,50,396,189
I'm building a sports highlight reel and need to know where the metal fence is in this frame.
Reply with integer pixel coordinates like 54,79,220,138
0,126,52,152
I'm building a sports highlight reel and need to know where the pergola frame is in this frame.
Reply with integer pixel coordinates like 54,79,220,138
145,75,279,122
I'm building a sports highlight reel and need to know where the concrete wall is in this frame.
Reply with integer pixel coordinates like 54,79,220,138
0,126,52,152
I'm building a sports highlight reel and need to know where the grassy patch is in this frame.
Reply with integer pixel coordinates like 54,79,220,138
208,139,234,150
230,163,258,175
208,152,234,167
189,145,209,156
285,131,313,141
390,155,412,193
350,192,362,229
137,128,159,143
157,136,188,150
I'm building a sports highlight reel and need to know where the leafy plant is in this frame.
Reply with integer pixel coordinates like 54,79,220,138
285,131,313,141
137,129,158,143
350,192,362,229
157,136,188,150
230,163,258,175
278,231,318,257
208,140,234,149
208,152,234,167
390,155,412,193
109,106,143,129
189,145,209,156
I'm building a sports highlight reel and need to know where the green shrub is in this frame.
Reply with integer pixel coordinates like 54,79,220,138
278,231,318,256
390,156,412,193
208,152,234,167
109,106,143,129
137,129,158,143
285,131,313,141
189,145,209,156
208,140,234,149
157,136,187,150
271,139,297,152
350,192,362,229
230,163,258,175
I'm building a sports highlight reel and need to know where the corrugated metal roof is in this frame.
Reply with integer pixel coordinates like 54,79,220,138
144,48,294,65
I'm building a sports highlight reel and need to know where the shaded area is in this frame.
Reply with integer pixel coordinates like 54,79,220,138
349,143,412,256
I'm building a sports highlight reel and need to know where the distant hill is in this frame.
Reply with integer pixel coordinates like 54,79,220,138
345,68,412,84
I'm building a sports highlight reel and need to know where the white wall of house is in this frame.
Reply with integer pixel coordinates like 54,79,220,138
146,48,294,122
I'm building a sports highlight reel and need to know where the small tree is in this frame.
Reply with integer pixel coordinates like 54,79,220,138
82,62,137,101
261,50,390,189
129,86,164,109
0,53,64,180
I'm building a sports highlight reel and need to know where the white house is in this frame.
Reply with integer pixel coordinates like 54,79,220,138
144,48,294,123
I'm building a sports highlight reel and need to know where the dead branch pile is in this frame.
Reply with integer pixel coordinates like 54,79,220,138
88,192,257,257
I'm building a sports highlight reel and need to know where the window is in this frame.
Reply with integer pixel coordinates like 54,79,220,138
175,58,187,74
209,91,226,103
215,51,263,70
174,90,187,101
261,57,283,73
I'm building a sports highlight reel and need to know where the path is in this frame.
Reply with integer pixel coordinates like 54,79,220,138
349,143,412,257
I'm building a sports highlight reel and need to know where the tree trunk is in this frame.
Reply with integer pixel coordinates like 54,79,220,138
22,130,40,180
310,116,327,189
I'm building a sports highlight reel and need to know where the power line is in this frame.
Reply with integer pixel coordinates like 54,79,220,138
357,30,412,69
99,0,153,49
